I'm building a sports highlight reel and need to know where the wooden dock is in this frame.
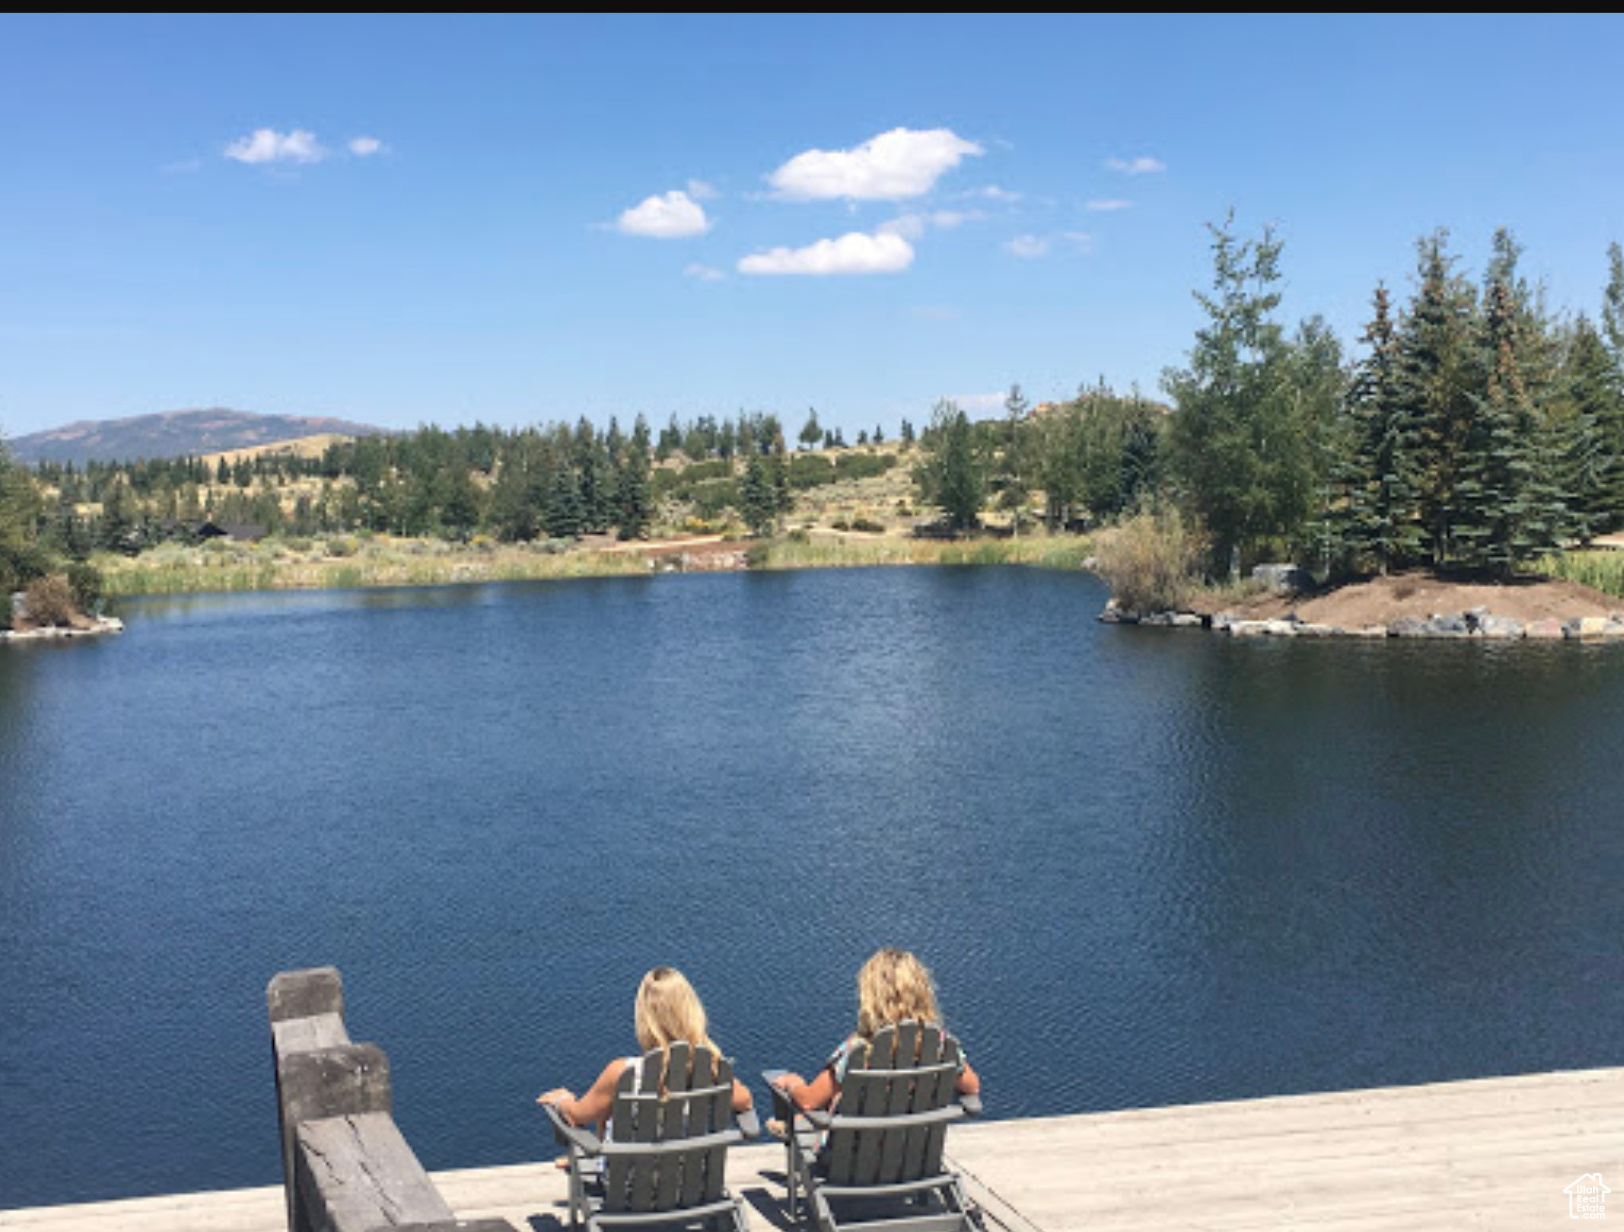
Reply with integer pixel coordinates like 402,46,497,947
5,1065,1622,1231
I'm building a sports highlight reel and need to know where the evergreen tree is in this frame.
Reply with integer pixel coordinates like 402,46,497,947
545,462,584,539
615,434,653,540
799,408,822,450
1454,275,1569,574
439,466,483,542
1602,242,1624,364
1394,230,1480,567
1342,285,1425,573
915,400,986,531
574,418,612,532
996,383,1032,532
739,448,778,537
1562,315,1624,531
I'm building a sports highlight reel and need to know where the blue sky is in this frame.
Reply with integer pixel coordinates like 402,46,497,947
2,13,1622,440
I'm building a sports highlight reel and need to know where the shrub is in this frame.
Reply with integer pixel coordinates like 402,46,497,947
1091,510,1207,615
23,574,80,627
66,562,103,613
850,517,885,534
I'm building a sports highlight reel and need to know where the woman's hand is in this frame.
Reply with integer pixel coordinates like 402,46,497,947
770,1072,806,1092
537,1087,574,1108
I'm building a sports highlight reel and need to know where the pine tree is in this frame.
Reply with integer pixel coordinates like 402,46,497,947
739,449,777,537
1342,285,1424,573
545,463,583,539
1558,315,1623,533
615,435,653,540
1393,231,1480,567
996,383,1032,532
799,408,822,450
1602,242,1624,363
916,400,986,531
1454,277,1569,574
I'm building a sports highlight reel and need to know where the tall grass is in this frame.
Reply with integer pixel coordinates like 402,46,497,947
754,532,1094,571
1542,549,1624,599
95,538,650,596
95,530,1102,597
1090,510,1206,614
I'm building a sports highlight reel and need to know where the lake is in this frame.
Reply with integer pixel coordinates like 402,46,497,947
2,566,1622,1208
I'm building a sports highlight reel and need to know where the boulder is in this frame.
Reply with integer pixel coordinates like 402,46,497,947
1476,614,1524,640
1568,616,1611,641
1426,613,1471,638
1251,563,1314,595
1525,618,1565,641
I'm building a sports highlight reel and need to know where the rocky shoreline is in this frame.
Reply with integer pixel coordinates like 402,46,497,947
1101,600,1624,641
0,615,125,643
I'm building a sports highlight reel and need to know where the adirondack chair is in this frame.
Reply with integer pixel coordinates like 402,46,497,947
544,1041,761,1232
763,1021,983,1232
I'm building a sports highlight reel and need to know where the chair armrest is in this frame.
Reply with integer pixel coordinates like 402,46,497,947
542,1101,603,1155
762,1070,833,1131
958,1093,983,1118
736,1108,762,1140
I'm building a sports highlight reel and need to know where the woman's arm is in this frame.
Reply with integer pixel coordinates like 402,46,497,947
770,1065,838,1112
731,1076,753,1113
955,1056,980,1097
537,1058,628,1127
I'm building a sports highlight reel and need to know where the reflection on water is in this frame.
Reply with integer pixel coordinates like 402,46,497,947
4,568,1624,1206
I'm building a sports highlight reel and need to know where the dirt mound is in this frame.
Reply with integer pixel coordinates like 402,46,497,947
1202,572,1621,626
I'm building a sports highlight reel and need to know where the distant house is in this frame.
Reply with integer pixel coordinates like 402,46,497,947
196,520,268,544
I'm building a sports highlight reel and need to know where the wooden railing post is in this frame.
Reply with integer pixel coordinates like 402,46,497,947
267,966,519,1232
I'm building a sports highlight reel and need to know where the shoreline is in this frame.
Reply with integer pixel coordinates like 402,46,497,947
88,531,1097,600
1104,570,1624,642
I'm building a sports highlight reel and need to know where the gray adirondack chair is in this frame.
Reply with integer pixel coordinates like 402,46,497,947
763,1021,982,1232
544,1041,761,1232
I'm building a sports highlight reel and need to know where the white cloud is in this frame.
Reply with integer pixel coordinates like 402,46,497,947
1106,156,1166,176
685,263,726,282
616,190,711,238
1004,234,1050,259
1004,231,1091,259
768,127,983,201
224,128,327,165
738,231,914,276
348,136,386,157
686,179,719,200
1087,198,1132,212
972,185,1022,203
878,209,983,241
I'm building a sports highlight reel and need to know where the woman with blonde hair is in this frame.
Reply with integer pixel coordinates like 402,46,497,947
538,966,752,1131
770,947,979,1116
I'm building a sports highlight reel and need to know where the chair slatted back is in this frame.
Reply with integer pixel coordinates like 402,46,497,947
600,1043,736,1214
823,1022,963,1188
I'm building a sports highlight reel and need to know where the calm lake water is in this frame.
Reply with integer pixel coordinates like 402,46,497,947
2,566,1623,1207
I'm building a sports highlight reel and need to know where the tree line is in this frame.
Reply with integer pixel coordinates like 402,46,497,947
10,216,1624,592
20,408,905,556
914,219,1624,582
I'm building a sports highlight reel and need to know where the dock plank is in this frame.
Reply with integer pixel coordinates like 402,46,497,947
3,1066,1619,1232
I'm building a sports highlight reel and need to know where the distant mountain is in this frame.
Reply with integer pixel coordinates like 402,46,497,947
6,408,392,466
